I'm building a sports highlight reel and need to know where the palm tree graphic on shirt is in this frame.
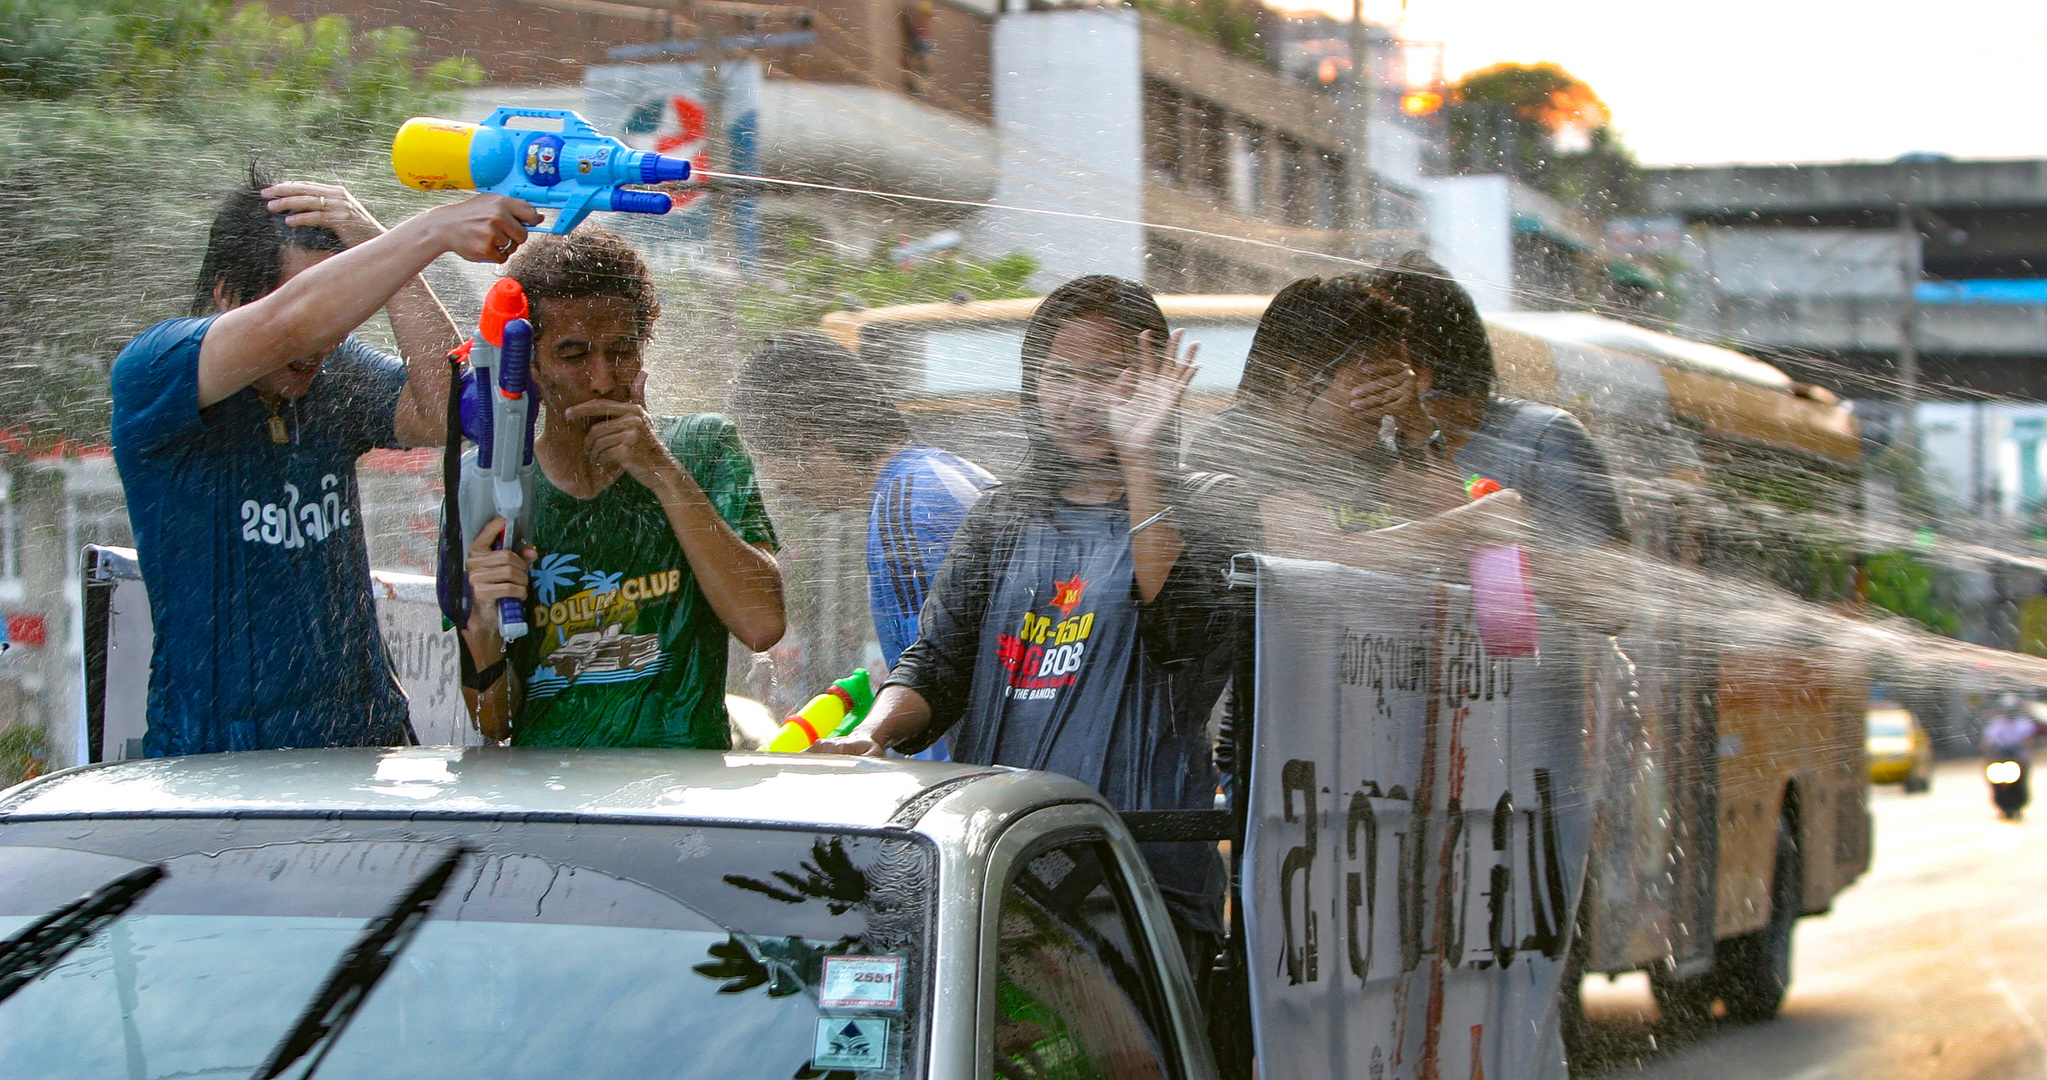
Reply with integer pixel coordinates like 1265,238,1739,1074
580,569,625,598
531,553,582,605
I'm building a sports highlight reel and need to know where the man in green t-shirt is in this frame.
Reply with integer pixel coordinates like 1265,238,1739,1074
460,228,785,748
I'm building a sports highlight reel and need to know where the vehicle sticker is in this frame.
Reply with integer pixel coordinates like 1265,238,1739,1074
813,1015,890,1071
818,954,904,1010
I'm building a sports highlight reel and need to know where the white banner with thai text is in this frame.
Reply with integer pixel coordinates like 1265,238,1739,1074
1242,555,1591,1080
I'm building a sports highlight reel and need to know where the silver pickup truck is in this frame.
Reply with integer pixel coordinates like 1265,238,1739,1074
0,748,1215,1080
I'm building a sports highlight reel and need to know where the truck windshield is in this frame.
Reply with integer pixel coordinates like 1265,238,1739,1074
0,817,931,1080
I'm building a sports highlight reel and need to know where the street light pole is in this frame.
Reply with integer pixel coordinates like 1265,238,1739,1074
1895,169,1922,458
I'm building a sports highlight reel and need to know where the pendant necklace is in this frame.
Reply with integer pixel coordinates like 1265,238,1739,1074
266,398,288,444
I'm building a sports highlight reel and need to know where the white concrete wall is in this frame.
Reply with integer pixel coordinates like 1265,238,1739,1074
1420,174,1515,313
973,8,1146,288
1919,402,2047,519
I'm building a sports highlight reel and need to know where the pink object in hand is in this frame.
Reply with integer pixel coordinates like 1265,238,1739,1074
1470,544,1537,657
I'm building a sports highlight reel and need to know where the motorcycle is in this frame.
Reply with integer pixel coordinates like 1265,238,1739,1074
1986,749,2029,821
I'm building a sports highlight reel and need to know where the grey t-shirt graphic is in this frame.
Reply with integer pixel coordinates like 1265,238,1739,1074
890,480,1253,934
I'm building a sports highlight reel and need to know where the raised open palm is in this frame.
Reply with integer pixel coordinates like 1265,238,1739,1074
1108,328,1200,464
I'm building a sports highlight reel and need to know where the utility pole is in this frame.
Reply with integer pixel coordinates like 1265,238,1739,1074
693,5,730,264
1894,161,1922,458
1344,0,1376,260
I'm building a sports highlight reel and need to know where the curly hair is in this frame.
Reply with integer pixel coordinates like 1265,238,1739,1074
503,226,662,340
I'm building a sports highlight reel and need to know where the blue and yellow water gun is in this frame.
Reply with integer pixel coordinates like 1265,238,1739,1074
393,108,693,235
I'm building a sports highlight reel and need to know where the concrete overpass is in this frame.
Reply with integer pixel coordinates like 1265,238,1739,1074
1646,158,2047,401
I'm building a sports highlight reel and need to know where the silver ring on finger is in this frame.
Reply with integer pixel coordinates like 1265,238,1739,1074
495,239,514,255
319,196,328,211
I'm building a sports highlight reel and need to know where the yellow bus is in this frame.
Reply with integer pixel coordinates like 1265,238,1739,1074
821,295,1872,1030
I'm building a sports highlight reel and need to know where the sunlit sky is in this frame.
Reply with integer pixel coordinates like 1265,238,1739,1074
1277,0,2047,166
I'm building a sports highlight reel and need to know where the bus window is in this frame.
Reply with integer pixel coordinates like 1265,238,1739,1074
1699,439,1860,605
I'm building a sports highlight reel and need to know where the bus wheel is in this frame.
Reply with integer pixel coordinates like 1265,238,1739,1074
1558,896,1589,1072
1718,818,1800,1023
1648,962,1715,1032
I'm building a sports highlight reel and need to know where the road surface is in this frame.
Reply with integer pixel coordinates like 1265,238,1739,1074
1574,759,2047,1079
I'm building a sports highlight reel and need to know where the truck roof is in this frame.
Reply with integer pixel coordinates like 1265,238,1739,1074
0,748,1063,832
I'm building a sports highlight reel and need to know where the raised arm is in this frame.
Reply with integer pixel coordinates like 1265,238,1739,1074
1261,488,1528,578
567,401,787,652
262,182,464,446
1111,329,1200,603
197,194,538,408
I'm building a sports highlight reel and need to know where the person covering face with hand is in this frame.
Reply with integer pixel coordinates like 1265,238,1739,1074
1186,274,1525,580
809,275,1255,978
1371,252,1630,629
111,168,541,757
461,227,784,749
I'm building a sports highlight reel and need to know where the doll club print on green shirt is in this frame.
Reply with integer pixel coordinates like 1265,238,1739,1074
507,414,776,749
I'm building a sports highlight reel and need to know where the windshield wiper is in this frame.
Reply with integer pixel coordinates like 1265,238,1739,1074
0,863,166,1006
253,845,468,1080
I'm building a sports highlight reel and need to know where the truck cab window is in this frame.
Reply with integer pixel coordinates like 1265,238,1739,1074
989,839,1178,1080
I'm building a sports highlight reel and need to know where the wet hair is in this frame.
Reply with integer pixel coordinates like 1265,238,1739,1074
1017,275,1171,483
504,226,662,340
1236,275,1410,412
729,332,912,467
1371,251,1492,399
190,165,347,316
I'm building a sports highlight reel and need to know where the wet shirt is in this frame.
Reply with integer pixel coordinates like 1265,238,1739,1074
867,444,997,668
508,415,776,749
1186,404,1401,532
111,316,412,755
889,478,1252,933
1454,397,1628,551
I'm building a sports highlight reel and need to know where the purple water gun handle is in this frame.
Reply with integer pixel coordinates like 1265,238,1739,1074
496,318,536,639
499,318,533,397
499,595,526,637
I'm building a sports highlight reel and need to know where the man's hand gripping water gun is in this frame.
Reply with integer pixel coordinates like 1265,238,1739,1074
451,278,541,642
393,108,692,235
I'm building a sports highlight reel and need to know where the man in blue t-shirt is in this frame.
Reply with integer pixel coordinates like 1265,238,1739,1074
866,444,1000,666
730,333,996,759
111,171,540,755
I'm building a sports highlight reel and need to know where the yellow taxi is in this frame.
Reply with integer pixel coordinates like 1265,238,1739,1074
1867,703,1934,793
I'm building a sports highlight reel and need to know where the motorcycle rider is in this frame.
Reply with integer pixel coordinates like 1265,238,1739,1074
1981,693,2039,820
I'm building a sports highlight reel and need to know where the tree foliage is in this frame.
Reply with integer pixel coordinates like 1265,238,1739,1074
1136,0,1266,63
0,722,46,786
0,0,481,451
1446,61,1642,217
1454,62,1608,135
1864,549,1962,638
